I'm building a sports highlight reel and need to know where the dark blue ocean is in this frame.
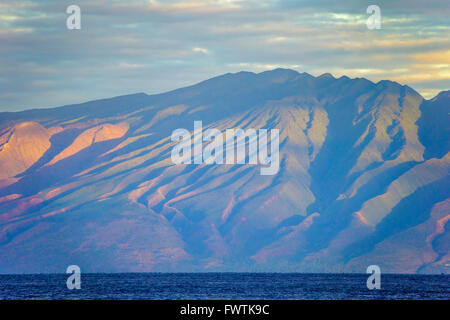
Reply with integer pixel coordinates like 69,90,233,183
0,273,448,300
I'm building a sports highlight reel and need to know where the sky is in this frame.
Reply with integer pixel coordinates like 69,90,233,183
1,0,449,111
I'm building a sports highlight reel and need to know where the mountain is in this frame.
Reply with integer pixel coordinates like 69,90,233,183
0,69,448,274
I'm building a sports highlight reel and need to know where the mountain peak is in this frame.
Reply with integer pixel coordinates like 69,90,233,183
431,90,450,101
318,72,334,79
259,68,299,76
257,68,300,83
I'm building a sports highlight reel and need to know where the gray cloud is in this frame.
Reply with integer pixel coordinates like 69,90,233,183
1,0,449,111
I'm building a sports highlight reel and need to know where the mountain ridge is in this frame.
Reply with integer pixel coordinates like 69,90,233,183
0,69,448,274
0,68,434,121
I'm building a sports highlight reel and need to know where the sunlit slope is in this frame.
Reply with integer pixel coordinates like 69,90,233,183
0,122,60,187
0,69,448,273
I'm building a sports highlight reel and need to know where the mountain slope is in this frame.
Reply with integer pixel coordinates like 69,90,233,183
0,69,448,274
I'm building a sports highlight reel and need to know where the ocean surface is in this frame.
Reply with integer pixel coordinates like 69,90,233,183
0,273,448,300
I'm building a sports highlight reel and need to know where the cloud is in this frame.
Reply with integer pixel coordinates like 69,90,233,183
147,0,244,13
414,50,450,64
0,0,449,111
192,47,209,54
